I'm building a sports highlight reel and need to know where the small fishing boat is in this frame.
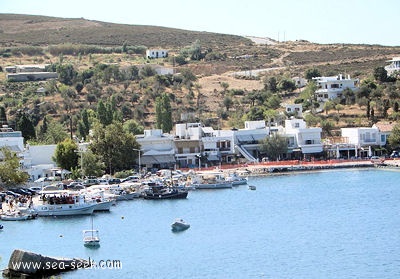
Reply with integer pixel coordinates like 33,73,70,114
171,218,190,232
0,224,3,230
83,216,100,247
0,211,36,221
248,185,256,190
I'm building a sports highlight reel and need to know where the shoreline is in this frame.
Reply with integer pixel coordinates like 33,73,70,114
221,159,400,177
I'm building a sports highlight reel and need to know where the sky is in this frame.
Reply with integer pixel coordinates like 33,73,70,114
1,0,399,46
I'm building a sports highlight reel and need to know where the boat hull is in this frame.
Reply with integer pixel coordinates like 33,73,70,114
34,203,96,216
0,214,32,221
144,191,188,200
193,182,232,189
93,200,113,211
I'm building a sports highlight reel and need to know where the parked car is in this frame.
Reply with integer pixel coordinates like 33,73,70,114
29,186,42,194
9,188,32,196
6,191,21,198
390,151,399,158
108,178,121,185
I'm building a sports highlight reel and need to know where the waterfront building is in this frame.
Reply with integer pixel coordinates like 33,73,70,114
135,129,175,171
339,126,381,158
284,118,323,158
313,74,359,102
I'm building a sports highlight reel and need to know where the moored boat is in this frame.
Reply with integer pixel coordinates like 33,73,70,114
143,184,188,200
83,216,100,247
0,211,36,221
225,172,248,186
34,190,97,216
189,171,233,189
171,218,190,232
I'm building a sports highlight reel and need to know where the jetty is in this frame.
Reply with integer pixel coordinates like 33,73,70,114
2,249,90,278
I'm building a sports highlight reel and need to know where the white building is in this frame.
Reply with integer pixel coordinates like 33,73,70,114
341,127,381,147
0,126,24,153
384,57,400,76
284,118,323,154
135,129,175,170
235,121,279,162
284,103,303,118
22,144,57,181
174,123,203,168
292,77,307,88
313,74,359,102
146,49,168,59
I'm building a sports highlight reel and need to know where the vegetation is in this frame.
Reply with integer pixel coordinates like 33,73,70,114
0,147,30,185
1,14,400,176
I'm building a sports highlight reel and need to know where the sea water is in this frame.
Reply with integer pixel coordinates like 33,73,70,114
1,168,400,279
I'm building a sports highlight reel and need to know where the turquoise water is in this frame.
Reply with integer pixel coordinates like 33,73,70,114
1,168,400,279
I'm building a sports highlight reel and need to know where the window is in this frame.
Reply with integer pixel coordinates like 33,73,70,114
295,123,300,128
287,108,292,112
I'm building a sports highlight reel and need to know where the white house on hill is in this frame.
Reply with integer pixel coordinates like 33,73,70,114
313,74,359,102
146,49,168,59
385,57,400,76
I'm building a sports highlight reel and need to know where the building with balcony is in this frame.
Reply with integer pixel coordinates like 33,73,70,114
313,74,359,102
135,129,175,170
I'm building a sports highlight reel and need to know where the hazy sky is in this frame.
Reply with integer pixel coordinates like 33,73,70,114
1,0,399,46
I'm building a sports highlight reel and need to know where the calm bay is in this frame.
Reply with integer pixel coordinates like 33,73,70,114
1,168,400,278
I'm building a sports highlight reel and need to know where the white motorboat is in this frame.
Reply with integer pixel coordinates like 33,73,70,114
171,218,190,232
248,185,256,190
0,211,36,221
190,171,232,189
225,172,248,186
34,190,97,216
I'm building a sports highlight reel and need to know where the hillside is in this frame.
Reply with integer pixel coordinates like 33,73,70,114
0,14,252,48
0,14,400,136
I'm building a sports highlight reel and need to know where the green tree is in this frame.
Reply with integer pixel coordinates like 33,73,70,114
37,116,49,142
0,147,29,185
139,65,156,79
81,150,105,178
97,100,112,126
89,122,139,174
373,66,388,83
278,78,296,93
0,106,7,126
324,100,335,115
305,68,321,80
155,93,173,133
43,120,69,144
53,138,79,171
223,96,233,111
388,123,400,149
123,119,144,135
16,113,36,142
259,134,288,161
57,63,77,85
77,109,91,140
264,76,278,92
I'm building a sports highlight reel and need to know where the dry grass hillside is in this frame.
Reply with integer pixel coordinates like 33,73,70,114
0,14,400,132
